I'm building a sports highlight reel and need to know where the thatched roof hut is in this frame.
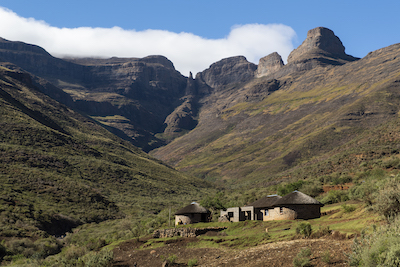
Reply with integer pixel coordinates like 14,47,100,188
247,194,282,208
175,202,209,215
175,202,211,225
272,191,323,207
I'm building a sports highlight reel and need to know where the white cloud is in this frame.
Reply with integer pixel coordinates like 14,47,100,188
0,7,296,75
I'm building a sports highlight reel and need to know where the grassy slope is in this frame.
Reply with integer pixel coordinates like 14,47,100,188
152,44,400,188
0,66,210,238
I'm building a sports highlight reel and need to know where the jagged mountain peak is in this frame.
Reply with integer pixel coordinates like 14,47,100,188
287,27,358,65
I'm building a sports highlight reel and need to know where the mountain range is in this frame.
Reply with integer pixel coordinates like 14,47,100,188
1,26,400,232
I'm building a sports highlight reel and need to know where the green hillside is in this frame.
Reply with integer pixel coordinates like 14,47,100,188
0,65,210,240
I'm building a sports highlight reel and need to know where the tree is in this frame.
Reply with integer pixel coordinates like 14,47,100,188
200,192,226,212
374,179,400,220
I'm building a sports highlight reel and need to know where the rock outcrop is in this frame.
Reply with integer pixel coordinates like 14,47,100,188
287,27,358,67
255,27,358,80
196,56,257,90
256,52,284,78
162,72,200,137
163,97,198,136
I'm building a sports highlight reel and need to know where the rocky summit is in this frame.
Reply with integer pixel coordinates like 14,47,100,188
287,27,358,65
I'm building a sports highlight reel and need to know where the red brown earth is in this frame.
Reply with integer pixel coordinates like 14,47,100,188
113,236,352,267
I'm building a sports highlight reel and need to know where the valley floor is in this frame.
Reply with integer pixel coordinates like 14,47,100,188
113,237,352,267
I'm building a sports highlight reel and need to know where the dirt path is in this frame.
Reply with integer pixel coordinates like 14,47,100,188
113,237,352,266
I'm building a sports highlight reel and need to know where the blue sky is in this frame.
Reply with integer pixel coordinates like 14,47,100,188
0,0,398,74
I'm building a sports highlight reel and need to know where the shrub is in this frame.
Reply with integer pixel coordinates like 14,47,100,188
300,182,323,198
81,249,113,267
322,250,331,264
382,157,400,169
200,192,226,211
348,181,376,205
332,174,352,185
62,245,87,261
86,238,106,251
296,222,312,238
311,226,331,238
188,258,198,266
278,180,304,196
342,204,356,213
347,218,400,266
167,254,178,264
161,254,178,265
293,248,312,267
5,238,34,256
320,190,349,204
373,179,400,220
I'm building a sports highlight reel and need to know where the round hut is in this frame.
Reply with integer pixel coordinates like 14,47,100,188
174,202,211,225
270,191,324,220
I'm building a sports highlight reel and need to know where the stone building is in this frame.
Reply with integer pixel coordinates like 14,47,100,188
263,191,323,221
220,195,281,222
175,202,211,225
220,191,323,222
247,195,282,221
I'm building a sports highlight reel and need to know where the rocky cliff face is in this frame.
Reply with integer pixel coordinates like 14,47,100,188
151,28,400,185
195,56,257,91
256,52,284,78
162,73,199,137
255,27,359,80
0,27,362,154
0,38,188,151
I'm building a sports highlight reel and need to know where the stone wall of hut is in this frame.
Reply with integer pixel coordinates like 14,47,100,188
261,205,321,221
175,213,203,225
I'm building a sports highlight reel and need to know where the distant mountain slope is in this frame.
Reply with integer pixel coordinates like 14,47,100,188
0,65,209,237
151,28,400,186
2,27,400,190
0,37,188,151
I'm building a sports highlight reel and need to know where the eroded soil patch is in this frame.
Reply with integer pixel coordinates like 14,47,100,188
113,237,352,266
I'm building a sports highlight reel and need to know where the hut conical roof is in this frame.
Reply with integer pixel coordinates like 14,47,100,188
247,195,282,208
272,191,323,206
174,202,209,215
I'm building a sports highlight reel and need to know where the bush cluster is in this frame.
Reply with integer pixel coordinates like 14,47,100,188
296,222,312,238
347,218,400,266
2,237,61,262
